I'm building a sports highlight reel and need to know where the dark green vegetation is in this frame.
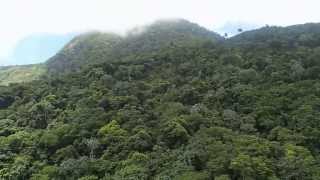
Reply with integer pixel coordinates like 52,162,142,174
1,20,320,179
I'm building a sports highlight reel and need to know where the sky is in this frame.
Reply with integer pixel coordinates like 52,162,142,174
1,0,320,65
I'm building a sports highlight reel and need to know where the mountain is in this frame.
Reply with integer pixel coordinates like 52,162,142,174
116,19,223,55
230,23,320,48
46,19,222,73
1,20,320,179
46,32,122,74
1,19,221,84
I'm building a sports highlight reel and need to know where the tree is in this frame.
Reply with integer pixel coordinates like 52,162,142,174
40,132,59,150
223,109,240,130
52,145,79,162
98,120,127,137
239,68,258,83
278,144,319,179
84,138,100,159
29,95,58,128
78,175,99,180
0,155,32,180
30,166,59,180
129,130,153,151
290,61,305,80
173,171,210,180
161,120,189,148
215,175,231,180
230,154,273,180
114,152,150,180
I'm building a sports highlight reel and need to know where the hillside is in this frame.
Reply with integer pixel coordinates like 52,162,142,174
0,64,46,86
46,32,122,74
229,23,320,49
1,20,320,179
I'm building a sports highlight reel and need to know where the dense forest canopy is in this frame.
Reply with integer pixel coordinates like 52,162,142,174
1,19,320,179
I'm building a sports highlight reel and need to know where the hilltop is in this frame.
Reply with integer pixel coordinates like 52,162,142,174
47,19,222,73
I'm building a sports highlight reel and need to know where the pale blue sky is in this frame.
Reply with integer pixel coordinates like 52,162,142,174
1,0,320,65
5,33,76,65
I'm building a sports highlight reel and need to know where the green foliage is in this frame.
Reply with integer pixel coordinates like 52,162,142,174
40,132,59,148
30,166,58,180
113,152,150,179
0,64,46,86
78,175,99,180
1,20,320,179
173,171,210,180
98,120,127,137
161,119,189,148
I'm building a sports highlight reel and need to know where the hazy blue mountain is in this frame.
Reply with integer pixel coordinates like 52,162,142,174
3,33,77,66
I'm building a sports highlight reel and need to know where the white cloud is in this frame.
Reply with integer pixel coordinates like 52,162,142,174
1,0,320,62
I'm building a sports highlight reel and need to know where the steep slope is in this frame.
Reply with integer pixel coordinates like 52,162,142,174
46,32,122,74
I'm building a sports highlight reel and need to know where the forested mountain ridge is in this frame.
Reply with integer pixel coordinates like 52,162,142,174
46,19,222,74
1,20,320,179
0,19,219,85
229,23,320,49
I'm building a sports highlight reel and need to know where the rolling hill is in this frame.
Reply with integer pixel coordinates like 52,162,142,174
0,64,46,86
